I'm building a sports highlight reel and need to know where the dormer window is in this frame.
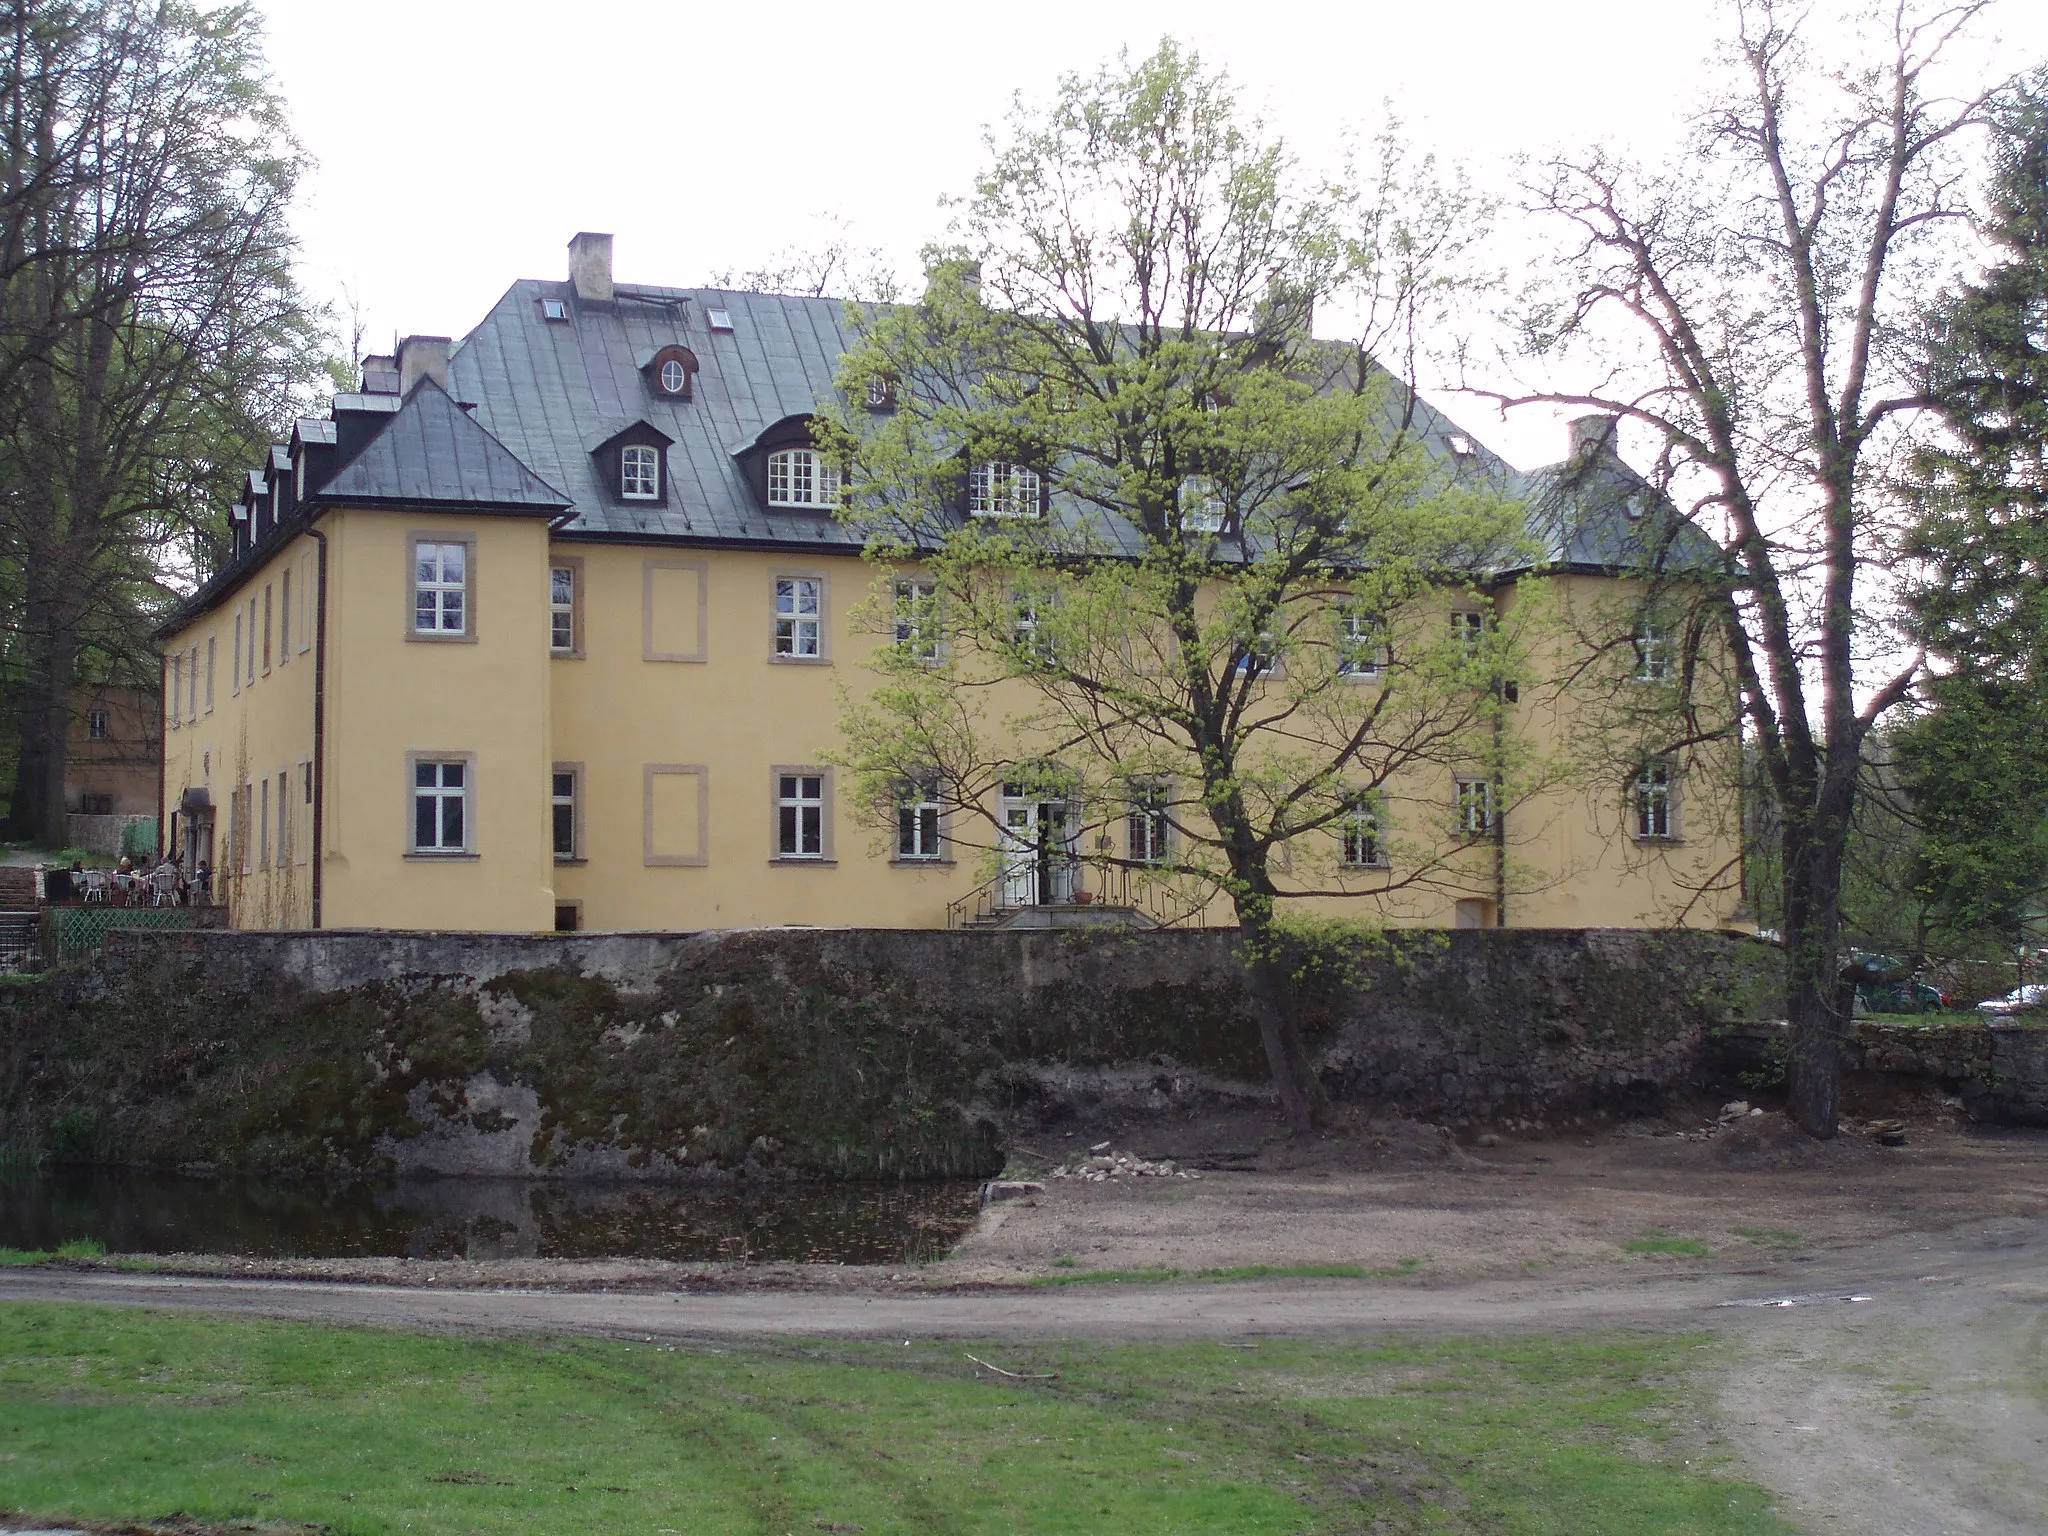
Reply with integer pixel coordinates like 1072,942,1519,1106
621,444,659,499
1180,476,1228,534
643,344,699,401
865,374,898,410
541,298,569,322
969,461,1042,519
767,448,840,509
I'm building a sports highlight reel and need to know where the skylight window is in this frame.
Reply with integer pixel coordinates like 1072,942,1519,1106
707,308,734,332
541,298,569,322
1446,433,1476,458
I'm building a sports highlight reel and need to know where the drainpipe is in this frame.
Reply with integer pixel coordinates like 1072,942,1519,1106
308,527,328,929
1491,700,1507,928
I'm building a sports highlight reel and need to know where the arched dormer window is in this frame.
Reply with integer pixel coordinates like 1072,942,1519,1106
642,344,699,402
968,460,1043,520
735,415,841,514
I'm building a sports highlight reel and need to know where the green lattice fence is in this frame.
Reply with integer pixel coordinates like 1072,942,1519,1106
48,904,195,959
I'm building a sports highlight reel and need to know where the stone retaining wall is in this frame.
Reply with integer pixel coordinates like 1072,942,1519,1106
0,926,2032,1179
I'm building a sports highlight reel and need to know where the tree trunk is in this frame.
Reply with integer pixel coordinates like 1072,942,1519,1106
1234,899,1333,1136
1779,780,1854,1139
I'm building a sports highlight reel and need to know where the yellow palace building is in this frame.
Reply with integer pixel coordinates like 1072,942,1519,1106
155,233,1748,935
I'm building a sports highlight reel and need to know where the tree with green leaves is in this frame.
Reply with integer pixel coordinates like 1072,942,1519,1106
818,42,1537,1134
0,0,328,844
1900,69,2048,944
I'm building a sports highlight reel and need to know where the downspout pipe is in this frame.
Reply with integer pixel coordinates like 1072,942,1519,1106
308,527,329,929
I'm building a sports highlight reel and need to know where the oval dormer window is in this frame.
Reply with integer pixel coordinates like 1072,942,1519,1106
660,359,687,394
767,448,840,509
621,444,659,499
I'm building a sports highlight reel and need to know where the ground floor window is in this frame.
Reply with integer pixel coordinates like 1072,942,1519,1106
1127,782,1171,864
552,769,578,859
778,773,824,858
1340,793,1387,868
1455,777,1496,838
896,778,943,860
413,759,469,853
1634,760,1674,839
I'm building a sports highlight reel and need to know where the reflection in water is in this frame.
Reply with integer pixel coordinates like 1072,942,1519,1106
0,1167,983,1263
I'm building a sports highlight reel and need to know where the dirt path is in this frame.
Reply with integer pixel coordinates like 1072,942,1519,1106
3,1114,2043,1533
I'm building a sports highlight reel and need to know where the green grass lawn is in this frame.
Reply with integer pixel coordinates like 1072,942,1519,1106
0,1302,1789,1534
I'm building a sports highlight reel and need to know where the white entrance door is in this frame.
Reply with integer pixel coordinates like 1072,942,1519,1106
1000,793,1076,906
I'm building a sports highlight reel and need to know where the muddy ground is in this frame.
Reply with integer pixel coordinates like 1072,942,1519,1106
5,1094,2045,1535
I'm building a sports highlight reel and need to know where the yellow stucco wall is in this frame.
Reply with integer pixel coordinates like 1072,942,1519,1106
160,512,1749,934
159,532,320,926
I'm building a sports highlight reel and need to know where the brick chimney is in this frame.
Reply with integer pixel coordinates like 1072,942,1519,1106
1567,414,1619,460
569,231,614,302
397,335,450,394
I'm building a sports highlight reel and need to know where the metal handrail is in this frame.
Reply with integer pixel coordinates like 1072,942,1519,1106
945,857,1210,930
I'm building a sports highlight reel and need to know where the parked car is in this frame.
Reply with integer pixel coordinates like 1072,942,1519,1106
1856,979,1950,1015
1976,984,2048,1017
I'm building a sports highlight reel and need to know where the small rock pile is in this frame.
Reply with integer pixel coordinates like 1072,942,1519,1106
1051,1141,1201,1182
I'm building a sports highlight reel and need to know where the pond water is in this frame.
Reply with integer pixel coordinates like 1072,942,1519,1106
0,1167,984,1264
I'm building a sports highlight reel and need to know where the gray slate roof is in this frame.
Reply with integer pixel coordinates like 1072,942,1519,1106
450,281,869,547
444,280,1615,566
321,378,570,513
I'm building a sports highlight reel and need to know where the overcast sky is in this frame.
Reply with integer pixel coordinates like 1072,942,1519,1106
257,0,2048,468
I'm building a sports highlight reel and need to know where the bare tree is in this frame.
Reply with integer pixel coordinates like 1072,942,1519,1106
1472,0,1998,1135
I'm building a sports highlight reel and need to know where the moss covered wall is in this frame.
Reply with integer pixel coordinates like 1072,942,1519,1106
0,927,1805,1179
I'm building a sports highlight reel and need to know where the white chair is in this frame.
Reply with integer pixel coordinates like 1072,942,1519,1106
151,867,177,906
82,870,107,903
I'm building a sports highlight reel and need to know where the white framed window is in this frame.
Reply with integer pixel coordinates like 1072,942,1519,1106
621,443,659,499
1340,793,1387,868
1235,628,1277,677
205,635,215,711
777,772,825,858
896,777,944,860
766,448,840,508
187,646,199,721
552,767,578,859
1011,593,1056,668
1633,619,1670,681
1635,760,1675,839
541,298,569,322
1338,608,1387,678
865,374,897,409
277,770,289,866
414,541,468,634
90,707,109,740
279,570,291,665
774,577,824,658
1128,782,1171,865
1456,777,1497,838
550,565,577,654
412,759,470,854
969,460,1042,519
232,611,242,694
659,358,688,394
247,598,257,683
894,579,940,663
259,775,270,868
1180,477,1227,534
1451,609,1486,658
